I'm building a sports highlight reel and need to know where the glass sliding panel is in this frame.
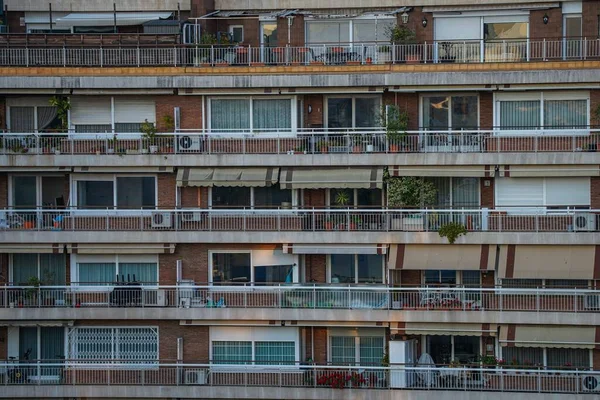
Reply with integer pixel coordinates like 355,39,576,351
212,253,251,284
357,254,383,284
330,254,355,283
427,335,452,364
13,176,37,208
484,23,527,40
452,177,479,208
357,189,382,207
545,279,589,289
261,23,278,47
252,99,292,132
330,336,355,365
564,17,582,58
114,123,143,133
255,341,295,365
119,263,158,285
353,21,377,43
359,337,384,366
41,176,66,208
422,97,450,130
502,347,543,366
499,101,540,130
451,96,478,130
40,327,65,367
40,254,66,285
116,177,156,209
12,253,38,285
77,181,114,208
441,270,457,285
543,100,587,129
211,187,251,207
547,348,589,368
355,98,380,128
212,341,252,364
19,327,38,361
78,263,116,285
254,187,292,208
427,177,451,208
453,336,479,364
74,125,112,134
10,107,35,133
254,265,293,284
327,98,352,128
210,99,250,132
306,21,349,44
461,271,481,287
36,106,59,132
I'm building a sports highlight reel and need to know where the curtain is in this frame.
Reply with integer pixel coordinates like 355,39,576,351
10,107,35,133
327,98,352,128
452,177,479,208
255,342,295,365
210,99,250,132
544,100,587,129
359,337,384,366
41,327,65,366
212,341,252,364
40,254,66,285
500,101,540,130
547,348,589,368
306,21,350,44
12,176,37,209
19,327,38,361
501,347,543,366
119,263,158,285
36,106,58,131
330,336,356,365
77,181,114,208
12,254,38,285
253,99,291,132
78,263,116,285
427,177,451,207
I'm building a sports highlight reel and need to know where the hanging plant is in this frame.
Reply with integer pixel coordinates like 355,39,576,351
387,176,437,208
439,222,467,244
49,96,71,130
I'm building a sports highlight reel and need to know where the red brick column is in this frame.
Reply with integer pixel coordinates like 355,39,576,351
157,174,176,208
530,8,562,40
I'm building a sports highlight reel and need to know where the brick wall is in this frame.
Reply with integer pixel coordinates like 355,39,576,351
393,92,419,130
304,95,323,128
591,90,600,128
0,173,7,208
190,0,215,18
181,186,209,208
594,348,600,370
6,12,25,34
482,270,495,287
215,20,259,47
583,1,600,39
303,189,326,208
157,173,176,208
155,96,202,131
400,270,421,286
0,97,5,130
530,8,562,40
277,15,305,47
0,253,7,284
305,254,326,283
481,177,494,209
591,178,600,209
402,8,433,44
305,327,328,364
479,92,493,130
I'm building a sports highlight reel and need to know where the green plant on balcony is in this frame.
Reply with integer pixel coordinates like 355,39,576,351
439,221,467,244
381,105,409,151
387,176,437,208
316,139,329,153
25,276,42,305
162,114,175,132
334,190,351,207
199,33,218,45
48,96,71,131
140,119,158,153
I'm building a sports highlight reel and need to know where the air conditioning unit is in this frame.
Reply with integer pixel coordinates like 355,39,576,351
181,211,204,222
177,135,203,152
582,375,600,392
184,369,207,385
573,213,597,232
143,289,166,307
584,294,600,310
151,212,173,228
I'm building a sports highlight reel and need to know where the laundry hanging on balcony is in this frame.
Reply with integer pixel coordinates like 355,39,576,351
176,167,279,187
279,167,383,189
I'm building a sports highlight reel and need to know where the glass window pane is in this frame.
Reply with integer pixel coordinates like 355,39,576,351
502,347,543,367
484,22,528,40
12,253,38,285
253,99,292,131
501,279,543,288
40,327,65,365
461,271,481,287
231,27,243,43
330,254,355,283
427,335,452,364
426,177,451,208
40,254,66,285
210,99,250,132
357,254,383,284
254,186,292,208
255,341,295,365
545,279,589,289
357,189,382,207
327,98,353,128
119,263,157,285
544,100,587,129
13,176,37,208
565,17,582,37
451,96,478,130
211,187,251,207
452,177,479,208
453,336,479,364
114,123,143,133
78,263,116,285
77,181,114,208
41,176,66,208
254,265,294,285
422,97,450,130
330,336,355,365
360,337,384,366
441,270,456,284
330,189,353,207
212,253,251,284
212,341,252,364
306,21,349,44
261,23,278,47
500,101,540,130
424,270,440,284
19,327,38,361
116,177,155,209
355,98,380,128
353,21,376,43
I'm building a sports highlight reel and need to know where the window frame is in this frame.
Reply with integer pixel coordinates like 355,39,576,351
72,254,159,288
9,253,66,285
423,334,482,365
324,94,382,129
494,177,591,211
304,17,396,45
327,328,386,366
8,174,67,209
229,25,244,43
208,250,298,285
500,346,592,369
419,93,480,131
71,174,158,212
208,186,297,209
326,188,384,208
425,177,481,209
327,254,386,284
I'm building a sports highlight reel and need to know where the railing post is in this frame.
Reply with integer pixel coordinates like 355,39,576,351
583,37,587,61
62,46,66,67
100,47,103,67
312,208,315,232
542,38,546,61
574,288,578,313
391,43,396,65
136,46,140,68
536,288,540,311
26,47,30,67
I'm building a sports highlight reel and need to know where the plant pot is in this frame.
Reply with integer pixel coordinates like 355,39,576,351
23,221,35,229
281,202,292,210
349,223,357,230
366,57,373,64
353,145,361,153
389,144,400,153
406,54,420,64
325,222,334,230
320,146,328,154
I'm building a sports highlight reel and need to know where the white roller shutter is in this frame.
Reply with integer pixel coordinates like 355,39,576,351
496,178,544,207
545,178,590,206
434,17,481,41
114,97,156,124
70,97,111,125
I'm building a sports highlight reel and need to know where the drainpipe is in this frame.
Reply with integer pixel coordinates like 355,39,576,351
287,16,294,45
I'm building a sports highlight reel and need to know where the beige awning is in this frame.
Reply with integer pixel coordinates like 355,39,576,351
500,325,597,349
401,244,483,270
67,243,175,254
0,167,70,172
280,168,383,189
390,165,492,178
0,321,73,327
74,166,173,173
401,323,496,337
283,244,387,255
177,167,279,187
424,2,558,12
502,165,600,177
498,245,595,279
0,243,65,253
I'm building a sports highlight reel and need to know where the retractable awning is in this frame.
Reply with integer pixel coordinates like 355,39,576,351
55,12,172,27
283,244,387,255
500,165,600,178
388,244,494,271
177,167,279,187
67,243,175,254
500,325,598,349
0,243,65,254
390,165,493,178
394,323,496,337
280,168,383,189
424,2,558,12
74,167,173,173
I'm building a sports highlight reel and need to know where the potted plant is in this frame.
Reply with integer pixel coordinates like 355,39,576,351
389,25,418,63
377,44,392,63
351,134,363,153
439,221,467,244
140,119,158,154
316,139,329,154
350,215,362,230
107,134,117,154
162,114,175,132
382,105,409,152
195,33,218,66
334,190,350,207
26,276,42,306
324,218,334,231
387,174,437,231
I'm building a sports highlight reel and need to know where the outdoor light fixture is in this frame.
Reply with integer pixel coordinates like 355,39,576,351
308,105,313,114
543,13,549,24
401,12,409,24
422,16,428,28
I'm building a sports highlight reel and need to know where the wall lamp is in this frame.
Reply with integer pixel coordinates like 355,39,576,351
543,13,549,25
421,16,428,28
401,12,409,24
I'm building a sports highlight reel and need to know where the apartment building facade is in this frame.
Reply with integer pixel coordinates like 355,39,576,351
0,0,599,399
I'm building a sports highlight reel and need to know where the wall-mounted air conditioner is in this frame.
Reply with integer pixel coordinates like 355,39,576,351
151,212,173,228
184,369,207,385
573,213,596,232
582,375,600,392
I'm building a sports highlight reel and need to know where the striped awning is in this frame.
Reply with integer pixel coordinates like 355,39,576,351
500,325,598,349
393,323,496,337
67,243,175,254
283,244,387,255
388,244,496,271
280,168,383,189
177,167,279,187
390,165,493,178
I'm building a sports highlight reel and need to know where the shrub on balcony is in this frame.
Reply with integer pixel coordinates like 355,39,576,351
48,96,70,131
387,176,437,208
438,222,467,244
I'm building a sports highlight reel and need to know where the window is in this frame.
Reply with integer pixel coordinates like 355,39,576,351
11,253,66,285
495,177,590,209
209,97,294,133
426,177,479,208
74,175,156,209
75,255,158,286
502,279,590,289
424,270,457,285
254,265,294,284
10,175,67,209
496,92,589,132
329,254,384,284
8,104,60,133
329,188,383,208
330,336,356,364
211,253,251,284
306,19,395,44
211,187,251,207
210,250,296,285
70,96,155,133
547,348,589,368
461,271,481,287
329,334,385,366
422,95,478,130
306,21,350,44
501,347,543,367
501,279,543,288
484,22,527,40
211,186,293,209
326,96,380,129
213,341,252,364
427,335,480,364
67,327,158,362
255,342,295,365
19,327,65,366
229,25,244,43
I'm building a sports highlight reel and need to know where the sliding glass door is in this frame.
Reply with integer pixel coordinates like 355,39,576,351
421,95,479,151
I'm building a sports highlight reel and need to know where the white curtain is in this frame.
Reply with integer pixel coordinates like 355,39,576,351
211,99,250,132
544,100,587,129
253,99,291,132
452,177,479,208
500,101,540,130
36,106,58,131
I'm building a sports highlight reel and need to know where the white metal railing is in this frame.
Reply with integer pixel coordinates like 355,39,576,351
0,38,598,67
0,362,597,393
2,129,599,155
1,285,598,313
0,208,596,233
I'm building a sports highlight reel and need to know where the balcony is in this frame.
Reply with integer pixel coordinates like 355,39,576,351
0,37,598,68
0,361,598,399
